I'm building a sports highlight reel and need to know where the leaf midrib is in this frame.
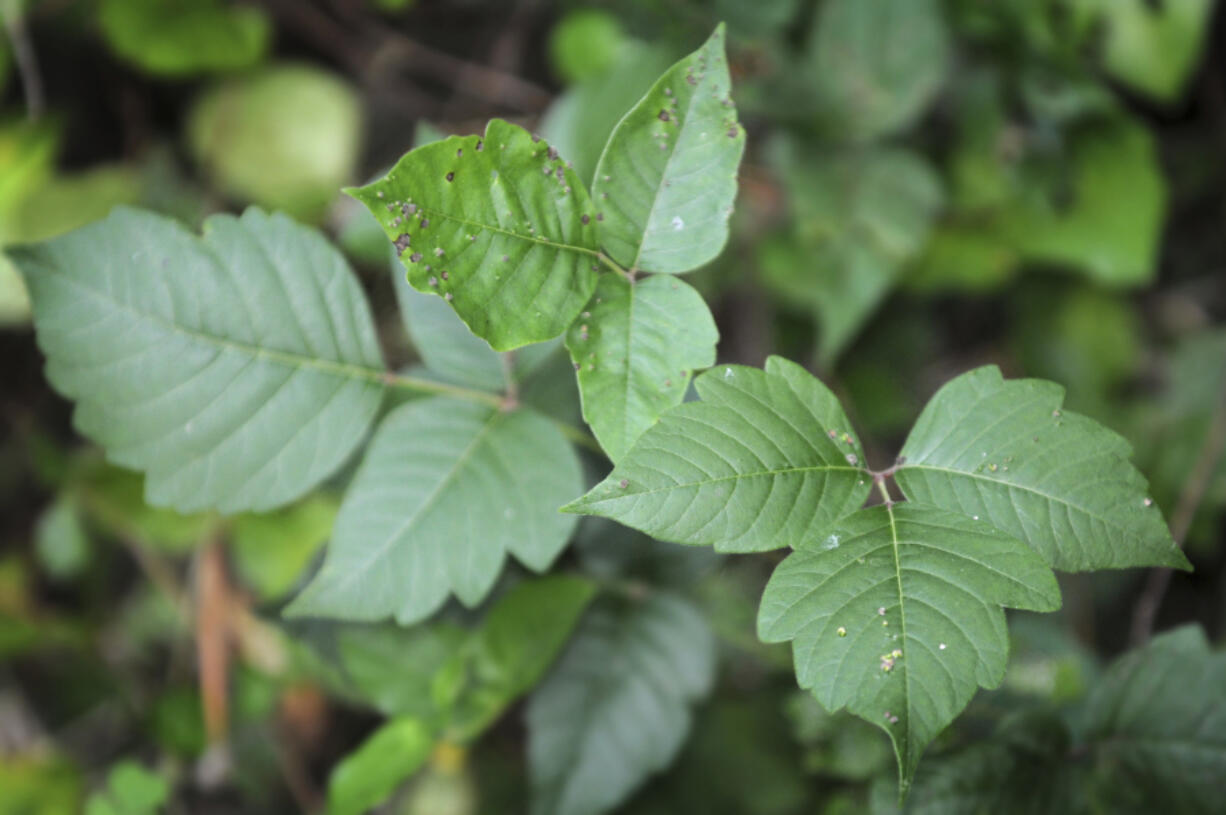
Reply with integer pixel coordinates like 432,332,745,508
629,56,707,271
590,463,864,502
48,264,388,387
323,408,506,599
412,203,601,259
884,500,914,773
899,463,1145,541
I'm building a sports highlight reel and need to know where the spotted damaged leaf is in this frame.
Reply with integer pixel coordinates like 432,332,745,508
591,23,745,274
348,119,602,351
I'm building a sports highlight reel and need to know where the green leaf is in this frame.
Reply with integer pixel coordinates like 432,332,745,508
998,119,1165,287
757,502,1061,795
287,398,581,623
564,356,871,553
1080,625,1226,812
764,140,944,364
330,622,468,718
85,761,169,815
326,717,434,815
0,251,31,326
78,464,216,552
905,710,1083,815
592,24,744,274
548,10,627,83
391,257,558,392
188,65,362,220
0,165,141,245
437,575,597,740
349,119,602,350
526,592,716,815
540,44,675,186
565,274,718,461
1092,0,1214,102
13,207,385,514
807,0,950,142
99,0,271,77
230,494,338,600
895,365,1190,571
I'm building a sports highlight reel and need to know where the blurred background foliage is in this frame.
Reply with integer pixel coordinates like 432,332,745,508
1,0,1225,813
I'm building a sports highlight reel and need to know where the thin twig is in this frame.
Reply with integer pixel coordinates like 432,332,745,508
1129,379,1226,645
196,537,232,744
1,0,45,119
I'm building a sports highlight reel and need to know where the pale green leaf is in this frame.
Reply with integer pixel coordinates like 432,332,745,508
564,356,871,553
99,0,270,77
808,0,950,141
896,365,1189,571
565,274,718,461
287,398,581,624
1080,625,1226,812
349,119,601,350
13,207,385,514
527,592,715,815
757,502,1060,794
592,25,744,274
326,717,434,815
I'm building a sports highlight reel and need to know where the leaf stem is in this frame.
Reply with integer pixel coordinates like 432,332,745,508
874,476,894,507
598,252,634,281
381,370,505,407
380,369,604,455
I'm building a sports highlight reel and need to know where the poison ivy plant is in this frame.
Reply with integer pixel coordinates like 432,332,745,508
566,359,1187,794
11,16,1201,811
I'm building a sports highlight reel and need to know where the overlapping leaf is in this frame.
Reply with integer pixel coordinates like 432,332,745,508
565,274,718,461
12,207,386,513
563,356,870,552
526,592,715,815
390,258,557,392
591,24,744,274
758,503,1060,794
908,626,1226,814
349,119,602,350
896,365,1190,571
287,398,582,624
1080,625,1226,812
